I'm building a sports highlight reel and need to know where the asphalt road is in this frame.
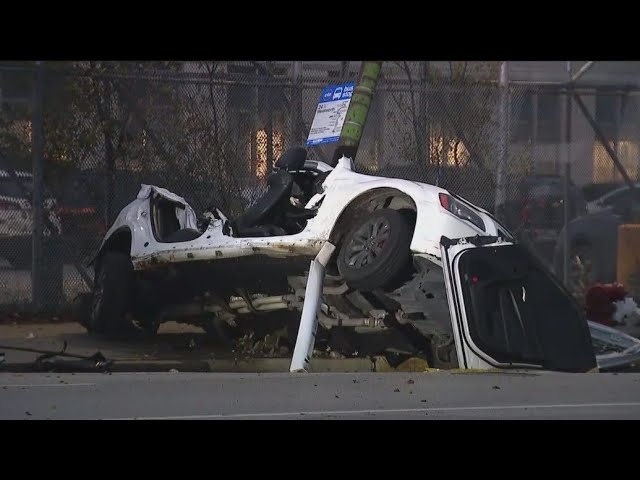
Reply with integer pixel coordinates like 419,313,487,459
2,370,640,419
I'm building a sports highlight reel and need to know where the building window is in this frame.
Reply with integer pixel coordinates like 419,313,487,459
592,140,639,183
512,91,533,142
596,93,617,124
512,90,561,143
428,134,470,167
228,64,257,112
620,96,639,138
536,92,561,143
253,129,284,179
593,90,640,140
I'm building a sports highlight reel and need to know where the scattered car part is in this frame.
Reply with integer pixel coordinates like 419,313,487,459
0,341,112,372
589,320,640,371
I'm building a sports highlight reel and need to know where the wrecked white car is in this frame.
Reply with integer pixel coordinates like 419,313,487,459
85,146,628,373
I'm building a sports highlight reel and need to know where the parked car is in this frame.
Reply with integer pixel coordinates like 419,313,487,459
82,146,602,373
585,182,640,214
553,190,640,295
0,169,61,269
498,174,587,244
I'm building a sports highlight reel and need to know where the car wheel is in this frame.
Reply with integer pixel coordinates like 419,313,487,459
71,293,93,329
89,251,142,339
337,208,413,291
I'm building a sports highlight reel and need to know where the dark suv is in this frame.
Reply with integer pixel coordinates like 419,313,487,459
499,174,586,240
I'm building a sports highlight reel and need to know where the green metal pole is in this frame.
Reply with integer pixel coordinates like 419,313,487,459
332,61,383,164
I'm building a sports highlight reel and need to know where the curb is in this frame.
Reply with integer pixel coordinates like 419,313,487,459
207,357,374,373
1,356,435,373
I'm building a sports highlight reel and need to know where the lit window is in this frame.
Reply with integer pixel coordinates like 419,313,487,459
428,135,470,167
592,140,639,183
254,129,284,179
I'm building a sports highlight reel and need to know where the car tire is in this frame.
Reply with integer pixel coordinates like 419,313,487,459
337,208,413,291
89,251,141,339
72,293,93,329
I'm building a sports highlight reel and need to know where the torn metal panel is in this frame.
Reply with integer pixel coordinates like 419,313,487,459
589,320,640,370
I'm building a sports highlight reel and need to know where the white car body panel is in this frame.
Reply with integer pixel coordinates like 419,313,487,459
441,239,541,370
99,157,509,270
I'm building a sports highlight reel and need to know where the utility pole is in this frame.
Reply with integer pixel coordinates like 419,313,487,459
495,61,509,218
332,61,383,165
563,61,572,285
31,61,45,309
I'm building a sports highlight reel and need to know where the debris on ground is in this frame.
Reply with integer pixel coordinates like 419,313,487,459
169,368,179,373
235,331,321,359
374,355,431,373
396,357,430,372
0,341,112,372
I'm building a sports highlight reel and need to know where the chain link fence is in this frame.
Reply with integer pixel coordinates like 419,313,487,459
0,61,638,314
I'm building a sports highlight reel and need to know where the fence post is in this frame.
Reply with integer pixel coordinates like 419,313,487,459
104,80,116,227
265,76,274,174
417,62,427,169
31,61,45,310
563,61,572,285
495,61,509,217
290,62,303,146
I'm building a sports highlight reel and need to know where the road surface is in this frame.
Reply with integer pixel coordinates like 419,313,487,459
1,370,640,419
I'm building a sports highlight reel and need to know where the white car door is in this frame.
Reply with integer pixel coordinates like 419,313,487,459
440,235,598,372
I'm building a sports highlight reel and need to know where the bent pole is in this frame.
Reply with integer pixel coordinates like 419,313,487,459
332,61,383,165
290,242,336,373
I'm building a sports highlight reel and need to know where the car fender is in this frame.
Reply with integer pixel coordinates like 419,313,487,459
311,171,444,252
